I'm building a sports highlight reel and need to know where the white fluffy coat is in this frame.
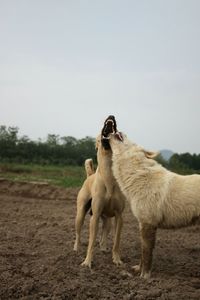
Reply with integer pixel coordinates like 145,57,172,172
110,134,200,229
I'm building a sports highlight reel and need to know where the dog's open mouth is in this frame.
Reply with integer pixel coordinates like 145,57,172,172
102,115,116,139
101,115,116,149
101,115,123,149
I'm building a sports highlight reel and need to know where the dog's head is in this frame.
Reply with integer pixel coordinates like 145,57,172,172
102,118,159,161
101,115,119,150
108,131,159,160
101,115,124,150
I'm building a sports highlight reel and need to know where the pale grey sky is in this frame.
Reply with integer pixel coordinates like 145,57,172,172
0,0,200,153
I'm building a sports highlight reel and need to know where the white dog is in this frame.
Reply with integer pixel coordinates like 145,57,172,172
108,131,200,278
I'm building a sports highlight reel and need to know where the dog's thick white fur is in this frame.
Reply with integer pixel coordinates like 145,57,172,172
109,133,200,278
74,135,125,268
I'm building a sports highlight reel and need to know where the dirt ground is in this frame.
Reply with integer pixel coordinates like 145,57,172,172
0,179,200,300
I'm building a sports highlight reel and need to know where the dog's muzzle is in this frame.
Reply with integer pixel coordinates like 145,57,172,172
101,115,117,149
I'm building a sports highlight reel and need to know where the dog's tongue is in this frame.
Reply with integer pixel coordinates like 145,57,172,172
115,132,123,141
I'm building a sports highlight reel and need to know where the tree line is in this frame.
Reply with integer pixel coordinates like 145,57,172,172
0,126,96,165
164,153,200,174
0,125,200,174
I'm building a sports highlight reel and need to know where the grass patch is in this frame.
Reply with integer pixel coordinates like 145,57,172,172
0,163,86,188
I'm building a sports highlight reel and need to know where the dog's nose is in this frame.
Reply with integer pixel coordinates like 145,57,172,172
107,115,115,121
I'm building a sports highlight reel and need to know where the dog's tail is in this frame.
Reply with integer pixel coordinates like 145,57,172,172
85,158,95,177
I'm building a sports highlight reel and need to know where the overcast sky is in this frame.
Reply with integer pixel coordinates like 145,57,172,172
0,0,200,153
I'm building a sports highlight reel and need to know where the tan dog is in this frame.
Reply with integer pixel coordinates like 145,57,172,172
73,158,111,252
108,131,200,278
74,116,125,268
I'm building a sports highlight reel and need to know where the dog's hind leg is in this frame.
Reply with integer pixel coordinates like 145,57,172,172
74,190,92,251
99,217,111,252
112,213,123,265
74,204,88,251
139,223,157,279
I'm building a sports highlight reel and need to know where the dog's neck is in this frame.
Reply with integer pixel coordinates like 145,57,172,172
97,146,115,198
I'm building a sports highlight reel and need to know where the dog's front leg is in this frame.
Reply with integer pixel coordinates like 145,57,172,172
112,213,123,265
139,223,156,279
81,214,100,268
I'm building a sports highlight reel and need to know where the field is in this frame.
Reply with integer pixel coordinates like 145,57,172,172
0,163,85,188
0,165,200,299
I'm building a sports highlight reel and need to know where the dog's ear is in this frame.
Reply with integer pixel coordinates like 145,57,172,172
144,150,159,159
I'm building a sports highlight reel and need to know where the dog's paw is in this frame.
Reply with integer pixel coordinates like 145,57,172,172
81,259,92,269
113,255,123,266
100,247,109,253
140,270,151,279
73,242,79,252
99,244,109,253
115,259,123,266
131,264,141,273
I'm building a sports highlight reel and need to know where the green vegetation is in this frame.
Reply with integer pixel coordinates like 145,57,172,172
157,153,200,175
0,125,96,166
168,153,200,174
0,125,96,187
0,163,86,188
0,125,200,188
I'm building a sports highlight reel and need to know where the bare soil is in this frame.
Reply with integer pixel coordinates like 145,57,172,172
0,179,200,299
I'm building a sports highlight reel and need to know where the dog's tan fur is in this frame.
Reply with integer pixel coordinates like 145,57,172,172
74,135,125,268
109,133,200,278
74,158,111,252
